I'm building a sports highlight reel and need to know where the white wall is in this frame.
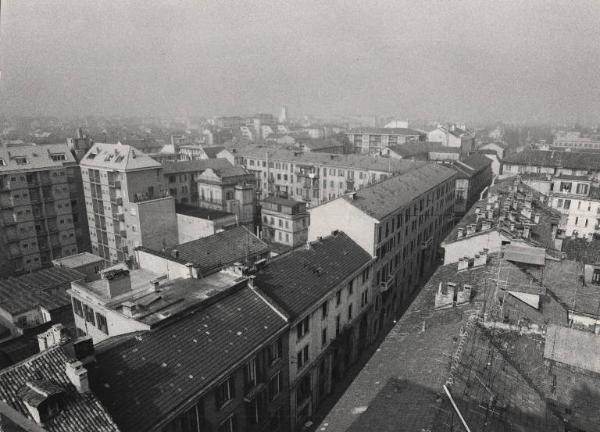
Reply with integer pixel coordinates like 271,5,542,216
442,231,505,265
308,199,377,256
136,249,193,280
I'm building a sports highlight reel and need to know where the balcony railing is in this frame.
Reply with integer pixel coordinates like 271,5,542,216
379,275,394,292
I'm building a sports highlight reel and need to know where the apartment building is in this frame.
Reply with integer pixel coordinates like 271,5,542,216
522,173,600,238
502,149,600,179
427,124,475,154
88,283,289,432
0,143,90,277
260,196,309,249
80,143,178,264
308,163,456,336
449,153,493,216
553,130,600,149
227,146,430,207
163,159,233,205
254,232,373,430
346,127,425,154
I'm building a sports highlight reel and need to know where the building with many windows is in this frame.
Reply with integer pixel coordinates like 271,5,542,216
308,163,456,338
502,149,600,180
345,127,425,154
260,196,309,249
0,143,90,277
448,153,493,217
80,143,178,264
254,232,373,430
227,146,430,207
87,283,289,432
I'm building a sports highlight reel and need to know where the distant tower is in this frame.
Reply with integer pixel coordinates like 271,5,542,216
278,106,288,124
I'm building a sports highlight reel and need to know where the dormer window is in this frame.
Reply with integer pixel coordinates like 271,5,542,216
87,152,97,159
50,153,66,161
0,159,5,166
18,380,65,424
15,157,27,165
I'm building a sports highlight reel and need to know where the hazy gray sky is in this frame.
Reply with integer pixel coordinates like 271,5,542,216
2,0,600,123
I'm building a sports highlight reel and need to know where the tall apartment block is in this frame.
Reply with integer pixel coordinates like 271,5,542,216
80,143,178,264
0,144,90,277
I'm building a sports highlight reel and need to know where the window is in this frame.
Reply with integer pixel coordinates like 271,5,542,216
348,304,353,320
83,305,95,325
267,338,283,364
216,377,234,409
336,290,341,306
269,372,282,401
362,267,370,283
296,316,309,340
72,298,83,317
593,269,600,285
361,290,369,307
564,199,571,209
244,358,257,389
96,313,108,334
321,328,327,348
321,301,328,319
336,315,341,337
296,375,311,406
15,157,27,165
218,415,236,432
297,345,309,369
347,280,353,296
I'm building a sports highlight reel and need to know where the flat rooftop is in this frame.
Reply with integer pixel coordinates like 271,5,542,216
175,203,233,219
71,268,246,327
52,252,105,268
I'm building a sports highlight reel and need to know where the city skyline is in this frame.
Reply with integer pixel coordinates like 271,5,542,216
2,0,600,124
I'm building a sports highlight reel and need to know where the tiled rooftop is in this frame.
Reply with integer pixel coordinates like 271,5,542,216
0,345,120,432
461,152,493,171
347,127,424,136
138,226,270,275
254,232,371,319
342,163,456,220
161,158,232,174
0,268,84,315
201,146,226,158
443,177,561,250
503,149,600,171
387,142,460,158
228,145,429,173
319,253,584,432
89,285,287,432
80,143,162,171
0,144,76,172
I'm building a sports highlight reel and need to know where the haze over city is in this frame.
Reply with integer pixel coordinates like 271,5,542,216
2,0,600,123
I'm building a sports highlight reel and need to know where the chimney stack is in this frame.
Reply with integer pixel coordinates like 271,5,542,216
456,284,472,305
457,227,464,239
474,250,487,267
99,265,131,299
534,213,541,223
65,360,90,393
457,257,469,271
38,324,68,352
247,275,256,288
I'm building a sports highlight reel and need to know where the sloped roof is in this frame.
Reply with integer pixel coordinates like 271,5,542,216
138,226,270,275
162,158,232,175
462,153,493,171
344,163,456,220
387,142,460,158
202,146,226,158
228,145,428,173
503,149,600,171
80,143,161,171
255,232,371,319
89,286,287,432
348,127,424,136
0,346,120,432
0,267,84,315
0,144,76,173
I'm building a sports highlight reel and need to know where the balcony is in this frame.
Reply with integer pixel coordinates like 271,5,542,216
110,196,123,206
379,275,394,292
109,180,122,189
